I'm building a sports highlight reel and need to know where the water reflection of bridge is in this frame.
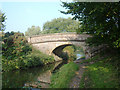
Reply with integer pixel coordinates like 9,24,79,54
24,61,62,88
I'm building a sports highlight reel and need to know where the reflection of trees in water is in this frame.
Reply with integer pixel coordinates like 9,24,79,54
24,61,63,88
24,70,51,88
2,61,64,88
2,63,55,88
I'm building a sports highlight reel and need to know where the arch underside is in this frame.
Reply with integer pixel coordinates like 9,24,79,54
50,41,86,55
52,44,73,60
31,41,99,61
32,41,86,55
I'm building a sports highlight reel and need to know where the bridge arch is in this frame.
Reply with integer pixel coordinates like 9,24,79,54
52,44,73,54
52,44,73,56
51,43,86,61
47,41,86,56
52,44,73,60
27,33,98,61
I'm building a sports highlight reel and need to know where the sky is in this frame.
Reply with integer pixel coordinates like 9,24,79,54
0,0,72,34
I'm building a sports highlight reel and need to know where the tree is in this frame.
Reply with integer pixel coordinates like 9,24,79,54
42,17,79,34
61,2,120,48
2,32,32,60
25,25,41,36
0,10,6,31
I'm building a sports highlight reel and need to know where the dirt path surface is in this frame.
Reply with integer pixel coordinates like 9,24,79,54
69,60,94,88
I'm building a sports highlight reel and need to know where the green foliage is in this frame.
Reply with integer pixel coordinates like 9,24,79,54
2,48,54,72
63,46,76,62
50,62,79,88
25,25,41,36
80,55,99,64
74,46,85,56
80,61,119,88
0,10,6,31
42,17,79,34
2,32,29,60
61,2,120,48
2,32,54,72
79,49,120,88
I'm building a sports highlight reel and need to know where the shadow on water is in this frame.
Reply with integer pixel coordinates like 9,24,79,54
52,60,67,73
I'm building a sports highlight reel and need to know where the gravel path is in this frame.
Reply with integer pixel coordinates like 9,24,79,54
69,60,94,88
70,63,87,88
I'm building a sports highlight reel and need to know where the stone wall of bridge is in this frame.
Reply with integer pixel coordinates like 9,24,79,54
27,33,103,61
31,41,86,55
27,33,90,44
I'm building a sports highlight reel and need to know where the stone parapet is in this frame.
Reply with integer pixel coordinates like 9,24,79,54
26,33,103,61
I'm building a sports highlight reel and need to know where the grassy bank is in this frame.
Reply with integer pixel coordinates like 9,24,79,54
50,62,79,88
80,48,120,88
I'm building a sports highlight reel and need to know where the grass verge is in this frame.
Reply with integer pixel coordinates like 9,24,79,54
50,62,79,88
80,49,120,88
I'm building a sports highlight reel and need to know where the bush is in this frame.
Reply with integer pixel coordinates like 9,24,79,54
2,32,54,72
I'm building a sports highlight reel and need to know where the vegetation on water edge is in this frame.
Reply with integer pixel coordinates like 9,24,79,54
80,48,120,88
74,46,85,56
2,32,54,72
50,62,79,88
59,45,85,62
63,46,77,62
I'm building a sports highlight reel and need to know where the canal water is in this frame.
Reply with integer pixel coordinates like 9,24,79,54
2,53,84,88
2,61,62,88
76,54,82,60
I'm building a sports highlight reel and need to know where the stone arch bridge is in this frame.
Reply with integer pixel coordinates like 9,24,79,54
27,33,103,61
